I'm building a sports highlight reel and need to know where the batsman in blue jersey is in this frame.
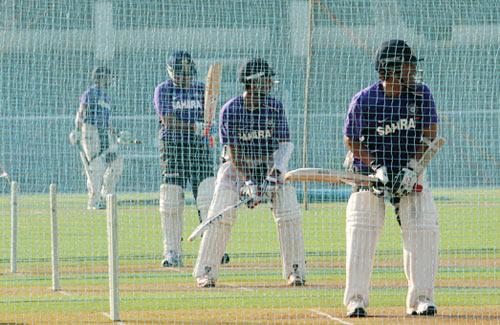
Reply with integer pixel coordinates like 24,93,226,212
192,58,306,288
342,40,439,317
73,67,123,210
154,51,228,268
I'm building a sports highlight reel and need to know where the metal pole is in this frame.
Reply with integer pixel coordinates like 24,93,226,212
106,194,120,321
302,0,314,210
10,181,18,273
50,184,61,291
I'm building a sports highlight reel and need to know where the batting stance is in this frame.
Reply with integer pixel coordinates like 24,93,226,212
342,40,439,317
154,51,228,267
193,58,306,288
73,67,124,210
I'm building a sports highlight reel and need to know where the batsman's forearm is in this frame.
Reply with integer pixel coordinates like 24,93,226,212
162,115,194,132
414,124,438,160
344,136,375,166
230,148,250,180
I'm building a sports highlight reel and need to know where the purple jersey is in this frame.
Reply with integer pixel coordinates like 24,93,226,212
153,79,205,142
343,81,438,173
80,85,111,129
219,95,290,161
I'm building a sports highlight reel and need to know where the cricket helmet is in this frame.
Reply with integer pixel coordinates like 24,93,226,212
374,39,423,73
238,58,276,85
91,66,113,83
167,50,197,80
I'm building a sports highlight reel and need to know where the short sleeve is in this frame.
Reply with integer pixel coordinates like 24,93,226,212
420,85,438,127
80,88,97,106
274,101,290,142
153,84,172,118
219,104,231,144
343,95,364,141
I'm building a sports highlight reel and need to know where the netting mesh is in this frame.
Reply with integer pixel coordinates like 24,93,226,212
0,0,498,323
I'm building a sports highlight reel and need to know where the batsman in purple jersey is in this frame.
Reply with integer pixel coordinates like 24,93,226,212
73,67,123,210
344,81,438,174
193,58,306,288
219,95,290,180
342,40,440,318
153,51,226,268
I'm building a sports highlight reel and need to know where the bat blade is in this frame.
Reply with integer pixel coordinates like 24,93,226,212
204,63,223,127
284,168,376,185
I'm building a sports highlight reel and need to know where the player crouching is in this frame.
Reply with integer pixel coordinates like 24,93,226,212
193,58,306,288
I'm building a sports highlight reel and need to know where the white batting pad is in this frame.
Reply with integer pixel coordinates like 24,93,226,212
160,184,185,255
344,190,385,307
399,191,439,309
196,176,216,221
273,186,306,279
101,155,124,196
193,189,239,280
81,124,101,160
86,156,106,207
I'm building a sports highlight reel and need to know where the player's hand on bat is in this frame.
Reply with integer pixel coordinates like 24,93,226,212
391,164,418,197
368,161,389,196
262,168,283,193
68,129,81,146
369,161,389,185
241,180,267,209
193,121,209,137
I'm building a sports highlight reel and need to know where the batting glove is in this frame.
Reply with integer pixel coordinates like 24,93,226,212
391,166,418,197
193,121,208,137
241,180,266,209
369,161,389,196
369,161,389,185
68,129,81,146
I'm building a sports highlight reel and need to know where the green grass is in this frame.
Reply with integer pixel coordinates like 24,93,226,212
0,188,499,321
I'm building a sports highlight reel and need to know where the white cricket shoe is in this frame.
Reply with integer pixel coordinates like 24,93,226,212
161,251,183,267
196,275,216,288
87,198,106,210
346,296,367,317
407,296,437,316
196,266,216,288
287,272,305,286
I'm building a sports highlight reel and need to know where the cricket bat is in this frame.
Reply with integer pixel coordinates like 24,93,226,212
0,162,11,184
285,137,446,187
284,168,376,186
413,136,446,175
204,63,223,147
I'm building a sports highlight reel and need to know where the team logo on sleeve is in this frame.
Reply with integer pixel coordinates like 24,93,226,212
376,118,416,136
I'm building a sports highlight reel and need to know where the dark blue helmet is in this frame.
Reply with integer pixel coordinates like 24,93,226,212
91,66,113,83
374,39,422,73
238,58,276,85
167,50,197,80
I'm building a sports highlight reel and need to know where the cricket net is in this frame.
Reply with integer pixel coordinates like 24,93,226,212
0,0,498,323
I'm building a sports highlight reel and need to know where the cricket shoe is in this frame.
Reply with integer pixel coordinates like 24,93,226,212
407,296,437,316
196,266,216,288
196,275,216,288
87,199,106,210
346,296,367,318
287,272,305,287
161,251,183,267
221,253,230,265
